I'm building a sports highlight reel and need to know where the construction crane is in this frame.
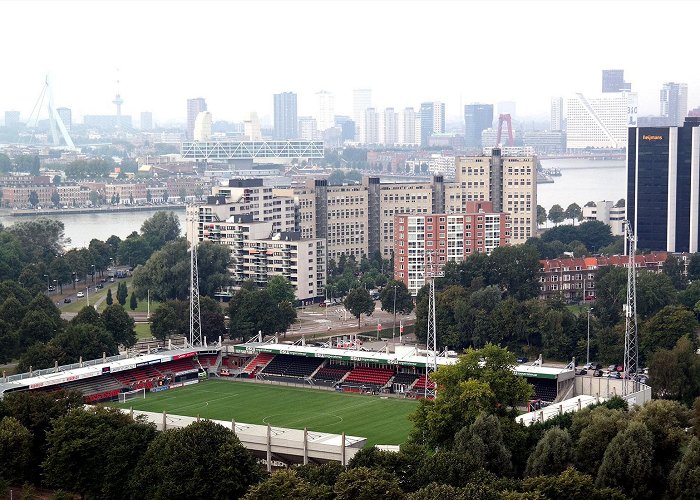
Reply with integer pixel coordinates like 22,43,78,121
496,113,514,147
622,220,638,396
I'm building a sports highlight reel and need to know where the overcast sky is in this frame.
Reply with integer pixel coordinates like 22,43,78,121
2,0,698,126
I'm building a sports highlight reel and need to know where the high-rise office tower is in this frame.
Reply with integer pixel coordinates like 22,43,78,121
383,108,398,146
550,97,564,131
140,111,153,131
364,108,379,144
627,117,700,252
660,82,688,127
187,98,207,140
419,102,445,147
353,89,372,142
398,107,417,145
316,91,335,132
4,111,20,128
602,69,631,93
273,92,298,140
56,107,72,132
464,103,494,149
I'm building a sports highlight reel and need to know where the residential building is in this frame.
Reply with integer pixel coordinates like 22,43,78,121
582,201,625,236
627,117,700,252
243,112,262,141
317,91,335,132
364,108,379,144
187,98,207,140
383,108,398,146
419,102,445,147
538,252,668,302
335,116,355,142
565,92,637,149
394,201,510,295
193,111,212,142
602,69,631,93
660,82,688,127
550,97,564,131
522,131,566,154
464,103,494,149
298,116,319,140
1,183,90,208
140,111,153,131
353,89,372,143
398,108,417,146
273,92,298,140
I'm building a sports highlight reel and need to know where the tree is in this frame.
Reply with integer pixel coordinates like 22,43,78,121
333,467,403,500
379,280,414,316
615,198,625,208
564,203,582,225
150,302,179,341
668,436,700,499
344,287,375,328
663,254,687,289
640,305,697,361
200,296,227,342
537,205,547,226
548,204,565,226
266,275,296,305
28,190,39,207
17,310,59,350
525,428,573,477
131,420,262,500
140,211,180,251
132,239,189,301
129,291,138,311
0,320,18,363
16,342,65,372
196,241,233,296
71,305,102,327
106,288,113,305
43,407,156,500
50,191,61,208
117,232,152,267
688,254,700,282
244,470,332,500
409,344,532,448
0,416,32,484
0,153,11,173
595,421,654,499
454,413,512,475
101,304,136,347
571,406,628,477
116,281,128,305
228,289,286,339
7,218,68,264
51,323,118,364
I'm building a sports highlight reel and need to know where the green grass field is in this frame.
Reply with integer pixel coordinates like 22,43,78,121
113,379,418,446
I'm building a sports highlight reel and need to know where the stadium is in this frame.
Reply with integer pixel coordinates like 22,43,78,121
0,337,650,468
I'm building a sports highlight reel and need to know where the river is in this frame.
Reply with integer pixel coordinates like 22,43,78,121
0,159,626,249
0,209,187,249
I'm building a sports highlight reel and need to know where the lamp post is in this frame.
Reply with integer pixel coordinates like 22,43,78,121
392,285,397,346
587,307,594,366
44,274,49,294
91,264,95,283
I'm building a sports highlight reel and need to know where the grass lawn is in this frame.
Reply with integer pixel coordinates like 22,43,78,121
134,323,153,340
61,277,161,314
112,379,418,447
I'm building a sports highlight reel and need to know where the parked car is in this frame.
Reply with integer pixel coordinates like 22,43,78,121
516,357,529,363
593,369,603,377
605,371,622,379
575,368,587,376
77,291,84,298
63,297,71,303
96,283,104,289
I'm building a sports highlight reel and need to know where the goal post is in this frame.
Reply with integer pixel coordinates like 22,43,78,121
118,388,146,403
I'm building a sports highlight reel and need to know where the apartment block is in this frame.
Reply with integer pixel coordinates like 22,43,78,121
582,201,625,236
394,201,510,295
1,183,90,208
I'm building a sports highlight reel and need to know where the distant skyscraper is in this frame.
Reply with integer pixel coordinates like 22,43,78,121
335,116,355,142
298,116,319,140
353,89,372,142
660,82,688,127
273,92,298,140
193,112,212,141
56,107,72,132
383,108,398,146
419,102,445,147
602,69,631,93
550,97,564,131
243,112,262,140
187,98,207,140
398,107,417,145
4,110,20,128
316,91,335,131
464,103,494,149
364,108,379,144
140,111,153,130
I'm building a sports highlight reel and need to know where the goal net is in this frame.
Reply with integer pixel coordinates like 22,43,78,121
118,388,146,403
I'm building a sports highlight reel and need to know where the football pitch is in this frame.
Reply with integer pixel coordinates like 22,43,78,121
113,379,419,446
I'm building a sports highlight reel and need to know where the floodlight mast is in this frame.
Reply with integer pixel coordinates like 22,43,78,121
189,241,202,347
622,220,638,396
424,251,443,398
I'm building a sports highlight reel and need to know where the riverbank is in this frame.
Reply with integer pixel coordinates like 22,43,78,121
8,204,186,217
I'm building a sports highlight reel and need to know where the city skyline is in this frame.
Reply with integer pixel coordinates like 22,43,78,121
1,0,699,125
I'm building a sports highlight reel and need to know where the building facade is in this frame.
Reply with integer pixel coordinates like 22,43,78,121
566,92,636,149
602,69,631,93
660,82,688,127
186,98,207,140
394,201,510,295
419,102,445,147
582,201,625,236
464,103,494,149
550,97,564,132
274,92,298,140
316,91,335,132
353,89,372,143
627,117,700,252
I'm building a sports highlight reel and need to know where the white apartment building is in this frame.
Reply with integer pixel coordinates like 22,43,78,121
582,201,625,236
317,91,335,131
364,108,379,144
398,107,417,145
551,97,564,132
566,92,637,149
353,88,372,143
383,108,398,146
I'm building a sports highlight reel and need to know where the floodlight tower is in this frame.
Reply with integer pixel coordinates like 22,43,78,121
424,251,443,398
189,241,202,347
622,220,638,396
